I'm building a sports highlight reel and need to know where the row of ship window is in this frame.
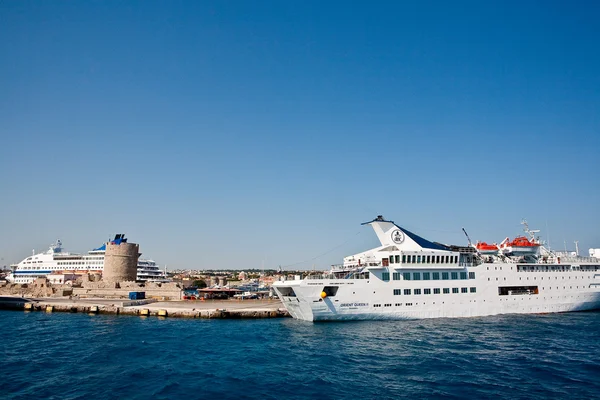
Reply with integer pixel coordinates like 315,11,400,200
389,255,458,264
381,271,475,281
20,265,101,270
392,287,476,295
57,261,103,265
25,257,104,263
22,261,103,267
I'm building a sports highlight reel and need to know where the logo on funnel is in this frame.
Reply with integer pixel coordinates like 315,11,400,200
391,229,404,244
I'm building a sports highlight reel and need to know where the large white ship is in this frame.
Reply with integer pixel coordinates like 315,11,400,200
273,216,600,321
6,235,169,284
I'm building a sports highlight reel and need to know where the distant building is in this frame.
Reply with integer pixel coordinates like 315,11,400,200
47,274,80,285
260,276,275,285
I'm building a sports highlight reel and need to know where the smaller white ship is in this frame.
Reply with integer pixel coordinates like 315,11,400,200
6,238,108,284
137,259,170,283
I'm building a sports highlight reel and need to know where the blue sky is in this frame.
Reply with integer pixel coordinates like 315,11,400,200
1,1,599,270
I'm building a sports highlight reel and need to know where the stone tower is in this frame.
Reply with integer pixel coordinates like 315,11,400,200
102,235,140,283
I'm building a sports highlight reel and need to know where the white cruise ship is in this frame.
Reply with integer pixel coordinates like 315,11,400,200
136,259,170,283
6,235,168,284
273,216,600,321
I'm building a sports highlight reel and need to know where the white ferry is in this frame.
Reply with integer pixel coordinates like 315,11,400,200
6,235,169,284
273,216,600,321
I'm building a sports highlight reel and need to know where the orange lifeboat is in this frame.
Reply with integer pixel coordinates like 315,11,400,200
475,241,499,255
501,236,540,255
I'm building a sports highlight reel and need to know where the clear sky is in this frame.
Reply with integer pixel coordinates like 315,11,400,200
1,1,599,270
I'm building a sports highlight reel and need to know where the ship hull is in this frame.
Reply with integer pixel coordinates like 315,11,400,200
274,263,600,322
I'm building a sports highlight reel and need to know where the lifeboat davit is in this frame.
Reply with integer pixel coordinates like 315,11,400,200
475,241,499,255
500,236,540,256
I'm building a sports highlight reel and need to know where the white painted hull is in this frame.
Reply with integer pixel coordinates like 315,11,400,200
274,263,600,321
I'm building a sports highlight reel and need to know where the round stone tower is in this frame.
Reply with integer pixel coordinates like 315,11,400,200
102,237,140,283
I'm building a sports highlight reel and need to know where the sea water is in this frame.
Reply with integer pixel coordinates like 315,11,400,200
1,310,599,399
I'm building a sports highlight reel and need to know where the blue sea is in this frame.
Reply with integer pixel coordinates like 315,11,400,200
1,310,599,400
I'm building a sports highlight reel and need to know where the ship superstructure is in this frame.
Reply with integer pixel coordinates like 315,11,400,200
6,238,107,284
273,216,600,321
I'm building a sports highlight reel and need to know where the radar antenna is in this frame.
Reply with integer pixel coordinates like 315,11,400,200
521,219,540,243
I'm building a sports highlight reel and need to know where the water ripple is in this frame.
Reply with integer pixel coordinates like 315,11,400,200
1,311,600,399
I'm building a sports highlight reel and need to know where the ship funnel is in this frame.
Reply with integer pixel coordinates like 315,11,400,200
362,216,448,251
362,216,401,246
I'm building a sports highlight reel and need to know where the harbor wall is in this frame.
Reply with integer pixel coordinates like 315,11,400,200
0,278,72,298
77,280,183,300
0,298,289,319
0,277,184,301
72,287,182,300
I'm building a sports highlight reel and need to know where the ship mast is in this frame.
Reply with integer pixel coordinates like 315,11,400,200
521,219,540,243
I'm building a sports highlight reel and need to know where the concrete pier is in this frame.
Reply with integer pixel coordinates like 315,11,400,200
0,296,289,319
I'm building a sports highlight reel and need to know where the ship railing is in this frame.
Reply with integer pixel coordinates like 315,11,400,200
330,262,380,271
459,262,478,267
518,265,599,272
306,273,335,280
330,264,363,271
557,256,597,263
306,271,371,280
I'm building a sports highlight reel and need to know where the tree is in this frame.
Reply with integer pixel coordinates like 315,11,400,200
193,279,207,289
